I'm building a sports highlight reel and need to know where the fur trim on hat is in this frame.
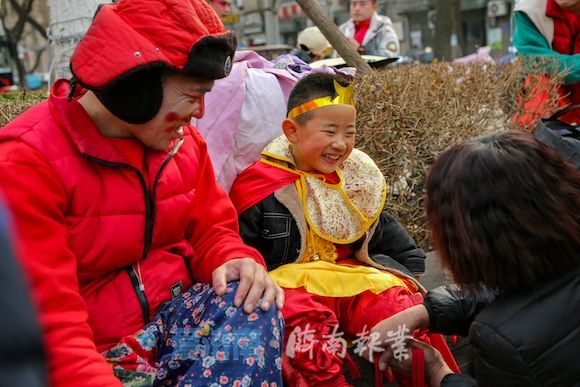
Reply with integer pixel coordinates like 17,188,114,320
92,66,164,124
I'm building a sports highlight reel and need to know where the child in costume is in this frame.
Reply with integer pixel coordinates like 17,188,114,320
229,73,458,386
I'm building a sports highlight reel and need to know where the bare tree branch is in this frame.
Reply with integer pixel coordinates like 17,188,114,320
7,0,34,40
0,0,45,89
295,0,372,74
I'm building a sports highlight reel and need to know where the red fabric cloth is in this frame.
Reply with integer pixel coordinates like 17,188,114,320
109,137,149,185
336,244,354,260
411,347,425,387
281,285,458,387
354,19,371,46
229,161,345,215
548,0,580,123
513,74,571,128
229,160,299,214
0,79,264,387
547,0,580,55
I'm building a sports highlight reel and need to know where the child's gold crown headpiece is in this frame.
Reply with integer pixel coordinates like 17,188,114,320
287,80,354,119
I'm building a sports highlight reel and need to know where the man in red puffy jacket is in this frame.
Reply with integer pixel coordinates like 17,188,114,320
0,0,283,385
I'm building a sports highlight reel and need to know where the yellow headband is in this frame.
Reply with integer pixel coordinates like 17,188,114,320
287,80,354,119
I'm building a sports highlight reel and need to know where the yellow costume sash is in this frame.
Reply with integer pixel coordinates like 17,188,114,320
269,261,412,297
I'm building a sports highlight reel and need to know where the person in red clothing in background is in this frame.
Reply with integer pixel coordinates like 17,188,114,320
0,0,283,386
513,0,580,125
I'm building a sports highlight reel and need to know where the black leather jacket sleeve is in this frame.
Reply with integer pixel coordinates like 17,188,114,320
423,285,498,336
440,374,478,387
367,210,426,275
238,195,301,270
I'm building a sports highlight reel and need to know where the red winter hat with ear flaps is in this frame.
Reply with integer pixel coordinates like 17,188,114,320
70,0,236,124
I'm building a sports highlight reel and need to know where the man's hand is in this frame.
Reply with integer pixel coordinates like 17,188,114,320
212,258,284,313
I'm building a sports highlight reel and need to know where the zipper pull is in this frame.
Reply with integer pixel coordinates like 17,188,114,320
135,262,145,292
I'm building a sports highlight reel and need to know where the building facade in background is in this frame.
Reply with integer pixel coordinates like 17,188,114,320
6,0,513,91
239,0,514,60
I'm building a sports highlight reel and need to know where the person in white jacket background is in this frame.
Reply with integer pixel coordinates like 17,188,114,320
339,0,400,58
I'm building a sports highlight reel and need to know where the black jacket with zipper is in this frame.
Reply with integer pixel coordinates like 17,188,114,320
238,192,425,275
425,267,580,387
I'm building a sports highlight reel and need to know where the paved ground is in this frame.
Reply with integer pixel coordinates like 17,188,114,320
346,252,474,386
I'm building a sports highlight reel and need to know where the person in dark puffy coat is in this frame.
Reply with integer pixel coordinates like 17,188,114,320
367,130,580,387
0,201,46,387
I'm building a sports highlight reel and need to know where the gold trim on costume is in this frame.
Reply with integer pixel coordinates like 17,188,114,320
287,80,354,119
260,136,387,264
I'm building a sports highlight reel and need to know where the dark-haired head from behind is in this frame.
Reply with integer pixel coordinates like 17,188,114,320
287,72,354,125
426,130,580,293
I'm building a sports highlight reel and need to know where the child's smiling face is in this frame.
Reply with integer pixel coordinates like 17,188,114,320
285,104,357,174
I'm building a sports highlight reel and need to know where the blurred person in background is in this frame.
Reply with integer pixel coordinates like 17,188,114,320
513,0,580,125
338,0,400,57
207,0,232,19
289,26,333,64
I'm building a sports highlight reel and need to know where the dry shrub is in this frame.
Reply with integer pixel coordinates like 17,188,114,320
354,59,565,249
0,91,46,127
0,62,566,249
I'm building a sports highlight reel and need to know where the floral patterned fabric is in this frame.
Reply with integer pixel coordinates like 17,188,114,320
103,281,284,386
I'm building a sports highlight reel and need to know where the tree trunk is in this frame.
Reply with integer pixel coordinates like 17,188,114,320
294,0,373,75
7,39,28,89
46,0,101,81
451,0,464,57
434,0,462,61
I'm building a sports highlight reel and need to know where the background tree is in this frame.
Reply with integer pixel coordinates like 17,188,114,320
0,0,47,89
433,0,464,60
46,0,101,81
